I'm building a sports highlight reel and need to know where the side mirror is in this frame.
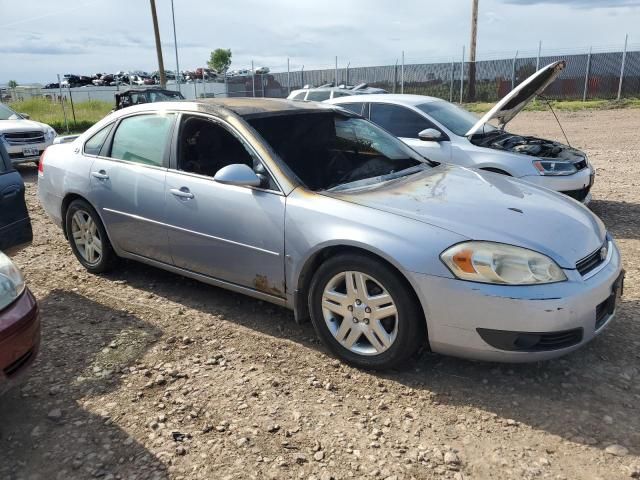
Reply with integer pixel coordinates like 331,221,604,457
418,128,443,142
214,164,262,188
20,113,30,120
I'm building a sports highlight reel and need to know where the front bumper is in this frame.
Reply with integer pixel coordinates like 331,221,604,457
409,240,622,362
0,288,40,395
520,166,594,204
6,142,50,165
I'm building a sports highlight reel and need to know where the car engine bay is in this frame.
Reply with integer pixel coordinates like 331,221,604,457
472,132,586,162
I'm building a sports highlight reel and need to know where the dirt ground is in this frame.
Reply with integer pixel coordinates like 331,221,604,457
1,109,640,480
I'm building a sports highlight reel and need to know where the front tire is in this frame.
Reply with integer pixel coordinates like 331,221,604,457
308,254,425,370
65,199,116,273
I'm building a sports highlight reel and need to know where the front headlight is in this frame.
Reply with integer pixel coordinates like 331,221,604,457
441,241,567,285
44,128,57,141
533,160,577,176
0,252,26,311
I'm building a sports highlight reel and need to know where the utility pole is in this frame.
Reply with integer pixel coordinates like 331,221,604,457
150,0,166,88
170,0,180,92
468,0,479,102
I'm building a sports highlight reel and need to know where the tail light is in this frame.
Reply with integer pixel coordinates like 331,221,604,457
38,148,46,176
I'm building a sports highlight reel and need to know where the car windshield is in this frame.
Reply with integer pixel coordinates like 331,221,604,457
248,111,430,191
416,101,497,136
0,103,21,120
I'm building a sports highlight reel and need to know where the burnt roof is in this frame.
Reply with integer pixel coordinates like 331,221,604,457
195,97,333,118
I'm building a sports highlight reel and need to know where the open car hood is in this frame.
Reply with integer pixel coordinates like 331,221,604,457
465,60,566,137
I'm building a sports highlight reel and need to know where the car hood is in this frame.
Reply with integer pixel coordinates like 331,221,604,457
466,60,566,136
0,119,48,133
325,165,605,269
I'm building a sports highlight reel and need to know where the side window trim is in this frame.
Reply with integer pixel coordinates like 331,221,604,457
82,122,115,157
101,112,177,169
171,112,283,195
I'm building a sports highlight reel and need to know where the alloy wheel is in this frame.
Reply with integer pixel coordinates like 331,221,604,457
321,270,398,356
71,210,103,265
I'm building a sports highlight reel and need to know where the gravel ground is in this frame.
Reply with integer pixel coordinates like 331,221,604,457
1,109,639,480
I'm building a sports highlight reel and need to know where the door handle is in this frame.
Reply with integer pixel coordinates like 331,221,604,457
2,186,19,199
170,188,194,199
91,170,109,180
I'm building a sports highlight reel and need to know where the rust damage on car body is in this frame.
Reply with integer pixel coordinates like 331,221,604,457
253,274,284,297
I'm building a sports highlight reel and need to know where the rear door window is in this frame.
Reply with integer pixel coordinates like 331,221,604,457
291,91,307,100
109,114,175,167
306,90,331,101
370,103,433,138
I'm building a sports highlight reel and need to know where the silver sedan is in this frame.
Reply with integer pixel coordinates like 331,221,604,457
38,98,623,369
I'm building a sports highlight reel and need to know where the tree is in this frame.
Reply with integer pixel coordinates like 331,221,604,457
7,80,18,89
207,49,232,74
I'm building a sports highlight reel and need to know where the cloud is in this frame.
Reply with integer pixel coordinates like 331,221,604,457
500,0,640,7
2,0,638,84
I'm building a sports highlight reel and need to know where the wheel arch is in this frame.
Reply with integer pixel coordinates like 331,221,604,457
292,244,429,344
61,193,114,248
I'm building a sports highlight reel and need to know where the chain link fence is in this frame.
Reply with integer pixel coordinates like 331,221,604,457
228,46,640,103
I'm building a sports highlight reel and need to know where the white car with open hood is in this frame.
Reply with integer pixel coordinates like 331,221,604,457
327,61,595,203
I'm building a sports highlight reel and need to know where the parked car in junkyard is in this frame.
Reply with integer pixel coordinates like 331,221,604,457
0,141,32,254
288,83,388,102
114,88,185,111
0,142,39,395
38,98,623,369
0,250,39,395
0,103,56,166
328,61,594,203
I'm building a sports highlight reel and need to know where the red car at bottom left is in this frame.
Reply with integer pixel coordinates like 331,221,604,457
0,252,40,395
0,140,38,395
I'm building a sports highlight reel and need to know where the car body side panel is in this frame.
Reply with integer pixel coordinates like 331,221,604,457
37,143,93,229
164,171,286,295
89,159,172,264
284,187,465,306
0,143,32,254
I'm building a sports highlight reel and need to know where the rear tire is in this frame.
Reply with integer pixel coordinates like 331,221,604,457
308,253,425,370
65,199,116,273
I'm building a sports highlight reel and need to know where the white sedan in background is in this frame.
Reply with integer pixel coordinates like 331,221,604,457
327,61,594,203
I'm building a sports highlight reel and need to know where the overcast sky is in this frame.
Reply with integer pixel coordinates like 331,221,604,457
0,0,637,84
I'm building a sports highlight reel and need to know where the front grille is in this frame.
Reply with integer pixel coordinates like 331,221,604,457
574,159,588,171
3,349,34,378
3,131,45,145
561,185,591,202
576,241,608,276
